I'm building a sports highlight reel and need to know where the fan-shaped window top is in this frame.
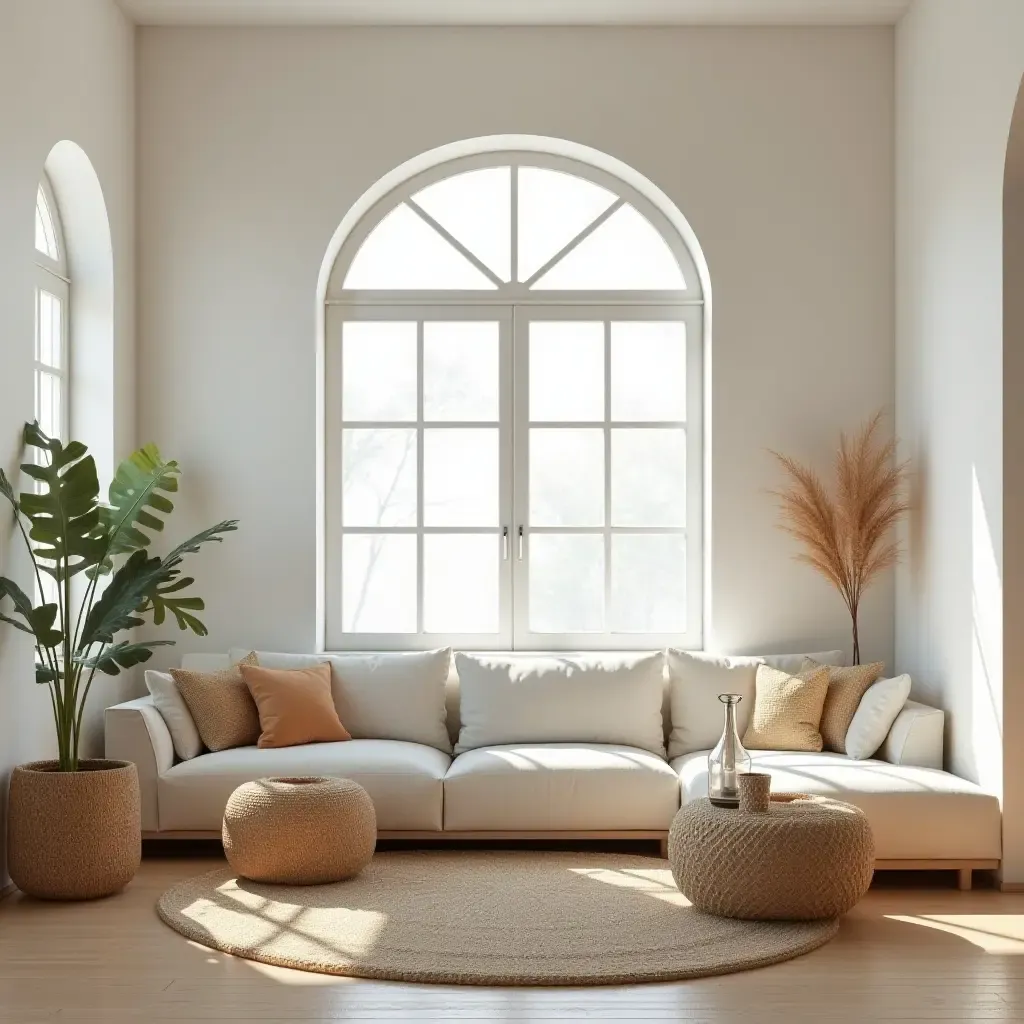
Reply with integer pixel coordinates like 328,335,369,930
35,185,59,261
341,164,687,292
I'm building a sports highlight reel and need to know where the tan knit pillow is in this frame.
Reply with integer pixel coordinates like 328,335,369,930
170,652,259,752
804,658,885,754
743,664,830,752
241,662,351,749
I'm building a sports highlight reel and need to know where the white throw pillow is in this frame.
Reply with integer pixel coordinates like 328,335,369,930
145,669,203,761
454,652,666,757
666,651,762,759
760,650,847,674
844,673,912,760
228,647,452,752
665,649,847,757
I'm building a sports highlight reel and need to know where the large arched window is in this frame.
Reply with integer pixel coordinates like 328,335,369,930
34,174,69,442
324,151,704,650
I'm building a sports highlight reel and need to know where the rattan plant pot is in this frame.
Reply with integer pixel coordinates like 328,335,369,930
7,759,141,900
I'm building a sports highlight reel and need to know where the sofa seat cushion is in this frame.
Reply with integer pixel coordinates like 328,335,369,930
158,739,449,832
672,750,1001,861
444,743,680,831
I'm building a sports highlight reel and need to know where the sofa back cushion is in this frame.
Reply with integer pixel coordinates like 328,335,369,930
453,651,666,757
228,647,452,752
666,648,846,757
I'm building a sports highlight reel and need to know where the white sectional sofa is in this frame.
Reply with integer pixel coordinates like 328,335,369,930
105,649,1002,888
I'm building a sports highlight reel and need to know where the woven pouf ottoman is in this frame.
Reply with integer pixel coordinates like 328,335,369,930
222,777,376,885
668,794,875,920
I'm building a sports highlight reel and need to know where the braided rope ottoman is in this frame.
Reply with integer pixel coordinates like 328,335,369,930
222,777,376,884
668,794,874,920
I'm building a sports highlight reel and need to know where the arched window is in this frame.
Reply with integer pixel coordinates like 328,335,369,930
34,174,69,442
324,152,704,650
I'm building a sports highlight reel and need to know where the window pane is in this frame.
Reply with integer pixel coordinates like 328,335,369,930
37,290,62,369
413,167,511,282
342,322,416,421
529,533,604,633
36,370,62,441
424,533,499,633
342,428,417,527
424,428,499,526
342,534,417,633
611,429,686,526
343,204,497,290
424,322,499,421
611,322,686,421
530,428,604,527
529,322,603,422
517,167,616,282
532,204,685,291
611,534,687,632
35,186,58,259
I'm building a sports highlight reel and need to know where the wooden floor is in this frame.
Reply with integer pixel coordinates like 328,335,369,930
2,854,1024,1022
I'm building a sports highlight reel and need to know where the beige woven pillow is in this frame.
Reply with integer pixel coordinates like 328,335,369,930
743,664,830,752
803,658,885,754
170,652,259,752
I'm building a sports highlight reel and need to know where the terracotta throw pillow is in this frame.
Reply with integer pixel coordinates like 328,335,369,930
803,658,885,754
240,662,351,749
170,652,259,752
742,664,831,752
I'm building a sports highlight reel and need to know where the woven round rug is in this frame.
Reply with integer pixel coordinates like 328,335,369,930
156,850,839,986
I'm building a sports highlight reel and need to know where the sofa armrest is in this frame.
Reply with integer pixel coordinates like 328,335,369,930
105,696,173,832
878,699,944,770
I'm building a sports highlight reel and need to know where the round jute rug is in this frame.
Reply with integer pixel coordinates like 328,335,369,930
156,850,839,986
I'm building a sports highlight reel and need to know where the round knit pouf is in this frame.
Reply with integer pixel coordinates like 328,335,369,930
668,794,875,921
222,777,376,885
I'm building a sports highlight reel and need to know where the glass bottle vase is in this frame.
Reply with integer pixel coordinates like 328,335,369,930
708,693,752,808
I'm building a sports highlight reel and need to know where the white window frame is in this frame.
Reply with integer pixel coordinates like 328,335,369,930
34,174,70,442
324,151,705,651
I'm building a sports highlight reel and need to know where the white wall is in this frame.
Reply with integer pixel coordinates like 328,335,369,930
894,0,1024,881
137,25,895,666
0,0,135,886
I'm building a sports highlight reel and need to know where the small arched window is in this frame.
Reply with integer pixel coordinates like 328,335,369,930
324,151,704,650
33,174,69,442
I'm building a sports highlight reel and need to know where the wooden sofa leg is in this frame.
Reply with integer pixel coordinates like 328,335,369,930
659,836,669,858
958,868,973,891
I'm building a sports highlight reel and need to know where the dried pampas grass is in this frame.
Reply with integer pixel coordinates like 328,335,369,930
770,412,909,665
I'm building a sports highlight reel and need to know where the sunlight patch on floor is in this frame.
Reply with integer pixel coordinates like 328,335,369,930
887,914,1024,953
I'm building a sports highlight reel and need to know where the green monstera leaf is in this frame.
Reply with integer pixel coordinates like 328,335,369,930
0,577,62,647
19,423,106,581
74,638,174,676
92,444,181,576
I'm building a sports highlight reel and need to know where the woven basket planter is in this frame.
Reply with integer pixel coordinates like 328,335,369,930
7,759,141,900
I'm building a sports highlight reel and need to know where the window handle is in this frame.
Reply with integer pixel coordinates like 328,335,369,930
518,525,524,560
502,526,509,560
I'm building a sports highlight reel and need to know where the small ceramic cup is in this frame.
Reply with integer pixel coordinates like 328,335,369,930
738,772,772,813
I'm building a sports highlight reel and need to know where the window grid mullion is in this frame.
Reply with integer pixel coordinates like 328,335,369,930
416,319,425,636
603,319,612,631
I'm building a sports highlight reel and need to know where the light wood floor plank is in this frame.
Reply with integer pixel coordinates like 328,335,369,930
1,856,1024,1021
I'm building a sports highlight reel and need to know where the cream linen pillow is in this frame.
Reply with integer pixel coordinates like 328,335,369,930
803,658,885,753
844,673,912,760
743,664,831,752
229,647,452,752
170,652,259,752
665,649,847,757
666,651,763,758
454,652,666,757
241,662,351,748
145,669,203,760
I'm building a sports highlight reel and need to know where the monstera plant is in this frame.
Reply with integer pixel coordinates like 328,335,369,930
0,422,236,900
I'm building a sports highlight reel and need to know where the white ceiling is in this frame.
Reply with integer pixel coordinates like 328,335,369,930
117,0,913,27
